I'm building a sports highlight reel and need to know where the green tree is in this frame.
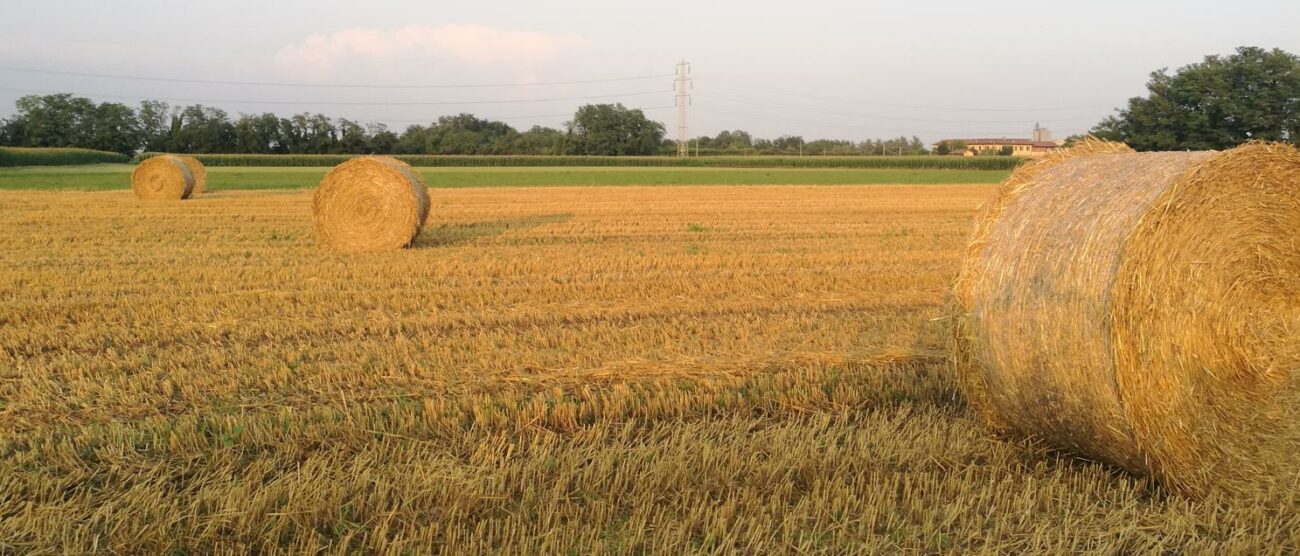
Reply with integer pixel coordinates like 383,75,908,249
910,136,927,155
8,94,97,148
428,113,517,154
368,124,398,154
171,105,235,153
935,140,966,155
280,114,309,153
138,100,172,152
772,135,804,154
513,125,565,154
87,102,141,155
336,119,369,153
306,114,337,153
805,139,855,155
233,114,260,154
565,103,665,156
710,129,753,153
232,113,285,154
0,116,22,145
395,124,433,154
1093,46,1300,150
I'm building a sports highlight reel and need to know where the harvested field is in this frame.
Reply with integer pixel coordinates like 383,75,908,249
2,184,1298,552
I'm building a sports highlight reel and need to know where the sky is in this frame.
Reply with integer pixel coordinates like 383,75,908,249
1,0,1298,145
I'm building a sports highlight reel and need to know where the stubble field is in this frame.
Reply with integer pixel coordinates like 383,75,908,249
2,183,1298,553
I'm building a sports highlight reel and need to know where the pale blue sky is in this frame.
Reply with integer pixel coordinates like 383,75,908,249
2,0,1297,143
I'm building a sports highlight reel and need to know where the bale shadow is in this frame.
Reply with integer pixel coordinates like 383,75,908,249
415,213,574,248
864,308,964,413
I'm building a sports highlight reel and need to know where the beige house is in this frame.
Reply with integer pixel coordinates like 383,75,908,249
935,124,1064,157
933,138,1063,157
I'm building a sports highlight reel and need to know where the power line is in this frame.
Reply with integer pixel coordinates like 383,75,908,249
0,65,675,90
694,90,1103,125
0,86,671,107
697,74,1118,113
694,105,903,133
692,105,1087,138
366,105,676,126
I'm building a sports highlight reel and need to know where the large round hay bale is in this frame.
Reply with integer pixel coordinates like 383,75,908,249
131,155,194,200
311,156,430,253
179,156,207,195
952,140,1300,497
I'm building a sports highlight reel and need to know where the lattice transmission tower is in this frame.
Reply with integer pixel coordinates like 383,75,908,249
674,59,692,157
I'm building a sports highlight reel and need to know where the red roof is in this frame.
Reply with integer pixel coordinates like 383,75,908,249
937,138,1059,148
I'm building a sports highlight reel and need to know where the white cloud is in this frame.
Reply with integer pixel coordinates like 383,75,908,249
275,24,586,73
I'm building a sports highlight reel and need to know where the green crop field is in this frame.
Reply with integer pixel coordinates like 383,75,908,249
0,164,1011,191
0,146,131,167
137,152,1026,170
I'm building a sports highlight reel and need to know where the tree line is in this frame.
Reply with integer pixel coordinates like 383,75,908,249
0,97,669,156
688,129,928,156
0,93,936,157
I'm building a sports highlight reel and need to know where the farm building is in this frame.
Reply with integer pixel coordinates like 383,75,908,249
946,137,1066,156
935,124,1065,157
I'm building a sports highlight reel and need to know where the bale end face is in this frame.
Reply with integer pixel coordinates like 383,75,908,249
131,155,194,201
311,157,431,253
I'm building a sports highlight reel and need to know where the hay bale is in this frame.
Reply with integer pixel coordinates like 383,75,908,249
180,156,206,195
311,156,430,253
131,155,194,200
952,140,1300,497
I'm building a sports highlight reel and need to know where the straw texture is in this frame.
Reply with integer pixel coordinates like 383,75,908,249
952,140,1300,497
311,157,431,253
180,156,207,195
131,155,194,201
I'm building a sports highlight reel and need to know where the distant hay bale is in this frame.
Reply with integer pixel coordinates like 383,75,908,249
131,155,194,200
311,156,430,253
951,139,1300,497
180,156,206,194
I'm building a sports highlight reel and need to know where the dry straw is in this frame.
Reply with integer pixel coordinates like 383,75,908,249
952,139,1300,497
312,156,431,253
130,155,194,200
180,156,207,195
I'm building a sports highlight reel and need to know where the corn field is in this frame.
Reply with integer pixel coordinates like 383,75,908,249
0,147,130,167
135,153,1026,170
